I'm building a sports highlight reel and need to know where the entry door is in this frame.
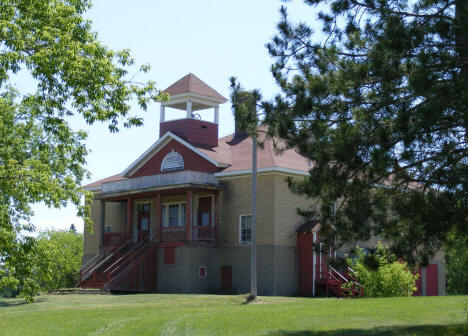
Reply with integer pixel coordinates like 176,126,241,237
221,266,232,290
426,264,438,296
136,203,150,242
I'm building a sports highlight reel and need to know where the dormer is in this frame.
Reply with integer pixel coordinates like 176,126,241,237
159,73,227,148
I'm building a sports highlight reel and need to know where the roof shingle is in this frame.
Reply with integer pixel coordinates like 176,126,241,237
164,73,227,102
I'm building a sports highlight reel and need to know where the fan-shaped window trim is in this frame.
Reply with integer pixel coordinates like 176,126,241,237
161,149,184,171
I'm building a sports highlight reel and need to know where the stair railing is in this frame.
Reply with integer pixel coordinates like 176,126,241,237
328,265,349,282
78,236,132,284
109,245,157,292
103,235,151,284
346,267,365,297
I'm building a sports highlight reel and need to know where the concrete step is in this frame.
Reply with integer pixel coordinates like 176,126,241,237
44,288,109,295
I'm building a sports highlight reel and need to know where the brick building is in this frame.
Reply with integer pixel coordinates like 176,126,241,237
80,74,445,296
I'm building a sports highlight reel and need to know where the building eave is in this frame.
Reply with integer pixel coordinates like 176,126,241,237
215,167,309,178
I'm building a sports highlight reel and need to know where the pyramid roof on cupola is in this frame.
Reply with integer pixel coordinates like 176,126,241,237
164,73,227,103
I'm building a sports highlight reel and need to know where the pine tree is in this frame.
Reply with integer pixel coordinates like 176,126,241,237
260,0,468,263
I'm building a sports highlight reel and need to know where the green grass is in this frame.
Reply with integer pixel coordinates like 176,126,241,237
0,294,466,335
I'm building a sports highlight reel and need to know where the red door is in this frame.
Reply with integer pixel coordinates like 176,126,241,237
298,233,314,296
426,264,438,296
137,204,150,242
221,266,232,290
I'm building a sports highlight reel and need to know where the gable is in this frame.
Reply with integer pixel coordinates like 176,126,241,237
131,139,219,178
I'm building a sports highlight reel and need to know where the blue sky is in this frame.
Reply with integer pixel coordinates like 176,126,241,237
29,0,321,232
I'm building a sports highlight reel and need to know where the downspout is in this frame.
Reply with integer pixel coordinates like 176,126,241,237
312,231,316,296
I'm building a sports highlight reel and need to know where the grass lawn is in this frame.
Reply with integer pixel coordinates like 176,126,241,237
0,294,466,335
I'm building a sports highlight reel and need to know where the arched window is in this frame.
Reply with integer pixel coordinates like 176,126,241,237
161,149,184,171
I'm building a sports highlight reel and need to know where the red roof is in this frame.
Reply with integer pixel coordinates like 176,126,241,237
196,133,310,173
84,132,310,189
83,174,126,189
164,73,227,102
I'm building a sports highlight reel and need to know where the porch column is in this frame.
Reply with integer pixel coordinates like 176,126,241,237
160,104,165,122
185,190,193,241
214,106,219,124
126,197,132,239
99,200,105,248
156,193,162,242
186,100,192,118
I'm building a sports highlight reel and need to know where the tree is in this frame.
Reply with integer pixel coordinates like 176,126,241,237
69,224,77,233
257,0,467,264
33,229,83,291
345,243,418,297
445,231,468,294
0,0,166,300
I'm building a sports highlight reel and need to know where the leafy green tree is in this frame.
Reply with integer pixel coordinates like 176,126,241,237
255,0,467,263
346,243,418,297
33,229,83,291
445,231,468,294
0,0,166,300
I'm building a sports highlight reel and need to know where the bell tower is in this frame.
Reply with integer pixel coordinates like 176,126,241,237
159,73,227,148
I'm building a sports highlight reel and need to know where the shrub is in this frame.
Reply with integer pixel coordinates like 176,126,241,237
346,242,418,297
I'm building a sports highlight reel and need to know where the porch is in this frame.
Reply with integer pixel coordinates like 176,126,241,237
97,186,219,248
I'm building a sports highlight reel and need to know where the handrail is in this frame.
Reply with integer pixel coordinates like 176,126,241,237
346,267,364,288
79,237,132,284
329,265,349,282
108,244,156,291
110,240,148,276
104,236,149,275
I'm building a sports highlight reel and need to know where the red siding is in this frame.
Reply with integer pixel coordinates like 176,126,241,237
426,264,438,296
160,119,218,147
164,246,175,264
297,232,314,296
132,139,219,177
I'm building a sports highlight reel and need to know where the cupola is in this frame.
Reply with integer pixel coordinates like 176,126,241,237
159,73,227,148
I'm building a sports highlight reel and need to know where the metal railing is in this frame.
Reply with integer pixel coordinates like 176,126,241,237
192,226,215,241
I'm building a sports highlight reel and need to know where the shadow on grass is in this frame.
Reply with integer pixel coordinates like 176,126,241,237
266,324,468,336
0,298,45,308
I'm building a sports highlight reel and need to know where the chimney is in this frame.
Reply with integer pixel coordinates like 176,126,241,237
159,74,227,147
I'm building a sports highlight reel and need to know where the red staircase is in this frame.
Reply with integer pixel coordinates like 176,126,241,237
78,235,157,292
316,265,364,298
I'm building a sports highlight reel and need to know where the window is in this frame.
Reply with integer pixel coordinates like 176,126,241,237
162,202,186,227
104,225,112,233
199,266,207,278
161,149,184,171
239,214,251,243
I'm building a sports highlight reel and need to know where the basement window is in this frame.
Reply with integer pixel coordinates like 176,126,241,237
199,266,207,278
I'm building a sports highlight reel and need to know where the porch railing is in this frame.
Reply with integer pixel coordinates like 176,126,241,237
160,226,215,242
161,226,186,242
192,226,215,241
101,170,218,194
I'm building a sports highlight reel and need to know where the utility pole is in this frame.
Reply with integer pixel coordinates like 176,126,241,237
250,135,257,300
